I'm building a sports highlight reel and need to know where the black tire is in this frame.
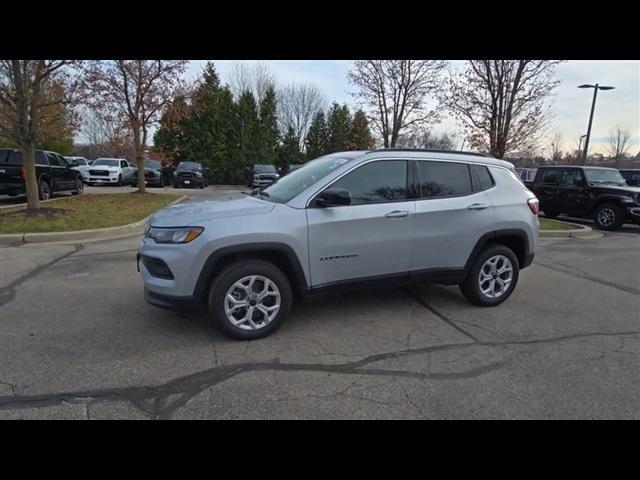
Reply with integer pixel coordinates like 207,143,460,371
594,203,625,231
116,174,123,187
38,180,51,201
86,182,94,187
71,178,84,195
207,259,293,340
459,243,520,307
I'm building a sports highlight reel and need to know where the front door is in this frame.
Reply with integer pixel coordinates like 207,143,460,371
306,160,415,287
46,153,70,191
558,168,589,215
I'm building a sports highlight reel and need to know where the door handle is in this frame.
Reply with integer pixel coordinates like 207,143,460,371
467,203,489,210
385,210,410,218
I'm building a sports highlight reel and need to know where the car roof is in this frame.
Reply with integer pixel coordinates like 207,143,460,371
329,149,515,169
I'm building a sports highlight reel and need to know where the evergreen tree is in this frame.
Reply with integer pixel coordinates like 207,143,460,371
305,111,329,160
349,109,375,150
154,95,190,164
235,89,260,172
257,85,279,166
277,126,304,171
327,103,352,153
181,62,238,183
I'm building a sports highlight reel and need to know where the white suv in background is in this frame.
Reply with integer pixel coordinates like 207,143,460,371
87,158,136,186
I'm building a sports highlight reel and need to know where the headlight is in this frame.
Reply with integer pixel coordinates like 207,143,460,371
173,171,178,177
195,172,202,177
145,226,204,244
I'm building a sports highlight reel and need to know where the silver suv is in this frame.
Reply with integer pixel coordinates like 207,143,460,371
137,149,539,339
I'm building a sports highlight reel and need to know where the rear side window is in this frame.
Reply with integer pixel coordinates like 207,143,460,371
470,164,495,192
417,161,472,198
540,169,561,185
36,152,48,165
330,160,408,205
560,169,583,186
0,150,9,163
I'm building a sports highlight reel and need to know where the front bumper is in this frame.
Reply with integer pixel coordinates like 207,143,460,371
88,176,119,183
144,287,201,312
627,207,640,223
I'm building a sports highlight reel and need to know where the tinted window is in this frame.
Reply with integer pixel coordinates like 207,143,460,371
254,164,277,173
417,161,472,198
7,151,23,164
0,149,9,163
330,160,408,205
560,169,583,186
471,164,494,192
36,152,48,165
46,153,61,166
144,160,162,169
540,169,561,185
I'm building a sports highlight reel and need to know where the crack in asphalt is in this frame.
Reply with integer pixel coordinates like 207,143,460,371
0,330,637,419
404,287,481,343
534,259,640,296
0,244,84,309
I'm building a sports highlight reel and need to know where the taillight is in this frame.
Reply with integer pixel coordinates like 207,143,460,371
19,166,26,178
527,197,539,215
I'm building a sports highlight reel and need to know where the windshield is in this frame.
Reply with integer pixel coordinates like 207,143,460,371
144,160,162,169
93,159,119,167
177,161,201,170
254,164,277,173
261,155,351,203
583,168,626,186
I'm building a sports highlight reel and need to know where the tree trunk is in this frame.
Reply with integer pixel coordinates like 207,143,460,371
22,141,41,210
133,127,146,193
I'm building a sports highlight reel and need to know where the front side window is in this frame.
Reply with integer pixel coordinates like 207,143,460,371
120,160,128,168
417,161,472,198
329,160,408,205
560,169,583,186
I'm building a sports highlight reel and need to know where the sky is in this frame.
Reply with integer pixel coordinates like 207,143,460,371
187,60,640,156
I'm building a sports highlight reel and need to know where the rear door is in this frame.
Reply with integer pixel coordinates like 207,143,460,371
411,160,495,272
536,168,562,213
306,159,415,287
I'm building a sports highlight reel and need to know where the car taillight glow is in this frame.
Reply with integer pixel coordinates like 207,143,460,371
527,197,539,215
19,166,26,178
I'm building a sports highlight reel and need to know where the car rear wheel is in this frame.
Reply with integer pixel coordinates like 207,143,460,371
208,259,292,340
594,203,624,231
459,243,520,307
38,180,51,201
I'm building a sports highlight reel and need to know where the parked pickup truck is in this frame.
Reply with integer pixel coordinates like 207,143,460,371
0,148,84,200
620,169,640,187
524,165,640,230
86,158,136,186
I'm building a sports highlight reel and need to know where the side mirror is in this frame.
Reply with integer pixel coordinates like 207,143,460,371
314,188,351,207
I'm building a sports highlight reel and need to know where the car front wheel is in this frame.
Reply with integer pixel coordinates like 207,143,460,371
71,178,84,195
594,203,624,231
459,243,520,307
208,259,293,340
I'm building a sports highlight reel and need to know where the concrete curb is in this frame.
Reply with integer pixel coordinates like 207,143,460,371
0,195,188,245
539,219,594,238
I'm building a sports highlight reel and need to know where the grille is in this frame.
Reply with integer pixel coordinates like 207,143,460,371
178,172,194,178
89,169,109,176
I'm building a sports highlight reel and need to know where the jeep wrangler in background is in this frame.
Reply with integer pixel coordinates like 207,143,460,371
0,148,84,200
138,149,539,340
524,165,640,230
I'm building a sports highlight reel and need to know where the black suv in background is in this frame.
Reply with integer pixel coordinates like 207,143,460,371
133,159,165,188
0,148,84,200
246,164,279,189
620,169,640,187
525,165,640,230
172,160,207,189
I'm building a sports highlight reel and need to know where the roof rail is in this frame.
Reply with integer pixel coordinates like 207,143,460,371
369,148,493,158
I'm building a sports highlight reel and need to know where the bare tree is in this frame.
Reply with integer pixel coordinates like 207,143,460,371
607,125,632,168
396,129,457,150
442,60,562,158
348,60,447,148
278,82,326,151
547,132,563,163
86,61,187,192
0,60,84,209
228,62,275,105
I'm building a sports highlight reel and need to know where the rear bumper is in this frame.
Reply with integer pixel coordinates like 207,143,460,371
0,183,25,195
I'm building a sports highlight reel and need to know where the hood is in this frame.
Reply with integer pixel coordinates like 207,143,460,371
589,184,640,195
149,193,275,227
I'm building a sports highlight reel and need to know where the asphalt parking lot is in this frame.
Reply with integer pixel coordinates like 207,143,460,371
0,189,638,419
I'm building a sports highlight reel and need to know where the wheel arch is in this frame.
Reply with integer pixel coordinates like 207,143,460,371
465,229,531,271
193,242,308,303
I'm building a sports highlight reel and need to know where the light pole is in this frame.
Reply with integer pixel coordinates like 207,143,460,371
578,134,587,153
578,84,615,164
